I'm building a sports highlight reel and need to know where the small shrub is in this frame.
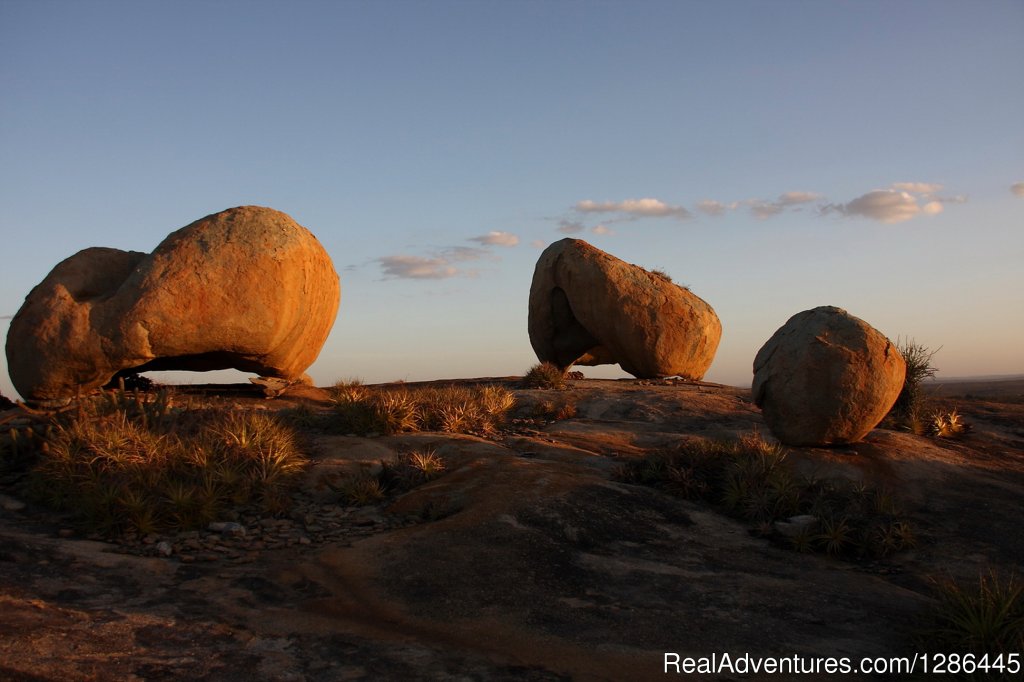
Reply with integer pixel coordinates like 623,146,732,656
331,379,369,402
816,515,854,557
522,362,567,390
374,389,421,434
890,338,940,424
617,432,914,560
336,475,387,506
380,449,447,491
478,384,517,417
649,268,673,282
924,572,1024,658
337,449,449,506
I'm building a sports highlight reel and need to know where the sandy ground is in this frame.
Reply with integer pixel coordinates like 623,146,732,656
0,378,1022,681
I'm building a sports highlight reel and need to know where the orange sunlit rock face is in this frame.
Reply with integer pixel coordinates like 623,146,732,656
528,238,721,380
753,306,906,446
6,206,340,401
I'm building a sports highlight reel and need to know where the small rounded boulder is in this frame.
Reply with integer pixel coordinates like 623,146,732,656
752,306,906,446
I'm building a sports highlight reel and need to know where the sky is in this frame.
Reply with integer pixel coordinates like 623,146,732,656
1,0,1022,400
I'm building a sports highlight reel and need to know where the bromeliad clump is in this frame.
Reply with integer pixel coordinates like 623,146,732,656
327,383,515,436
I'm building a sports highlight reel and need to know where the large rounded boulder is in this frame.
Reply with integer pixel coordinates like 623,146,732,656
6,206,340,401
528,238,721,379
752,306,906,446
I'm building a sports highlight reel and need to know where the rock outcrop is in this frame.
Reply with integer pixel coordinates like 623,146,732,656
6,206,340,401
528,239,722,379
752,306,905,446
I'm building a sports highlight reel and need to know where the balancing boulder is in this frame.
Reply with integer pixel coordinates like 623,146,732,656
528,238,721,379
752,306,906,446
6,206,340,401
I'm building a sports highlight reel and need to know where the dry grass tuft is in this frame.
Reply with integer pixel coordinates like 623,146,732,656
522,362,567,390
27,395,307,535
327,382,515,436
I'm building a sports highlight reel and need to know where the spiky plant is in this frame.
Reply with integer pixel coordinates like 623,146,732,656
890,338,940,423
30,404,307,536
931,409,971,438
926,572,1024,656
407,449,445,478
478,385,516,419
522,362,567,390
816,515,854,557
374,390,421,434
337,475,387,506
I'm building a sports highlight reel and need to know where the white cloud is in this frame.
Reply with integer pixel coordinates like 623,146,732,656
557,219,585,234
469,230,519,247
442,246,490,262
823,189,924,223
822,184,966,224
777,191,820,205
1012,182,1024,198
591,224,614,235
744,192,819,220
575,197,691,220
376,245,492,279
377,255,462,279
698,193,814,218
696,199,730,216
747,200,785,220
531,239,547,248
892,182,943,195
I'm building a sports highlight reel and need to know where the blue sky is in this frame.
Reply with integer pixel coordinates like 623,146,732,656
2,0,1022,399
